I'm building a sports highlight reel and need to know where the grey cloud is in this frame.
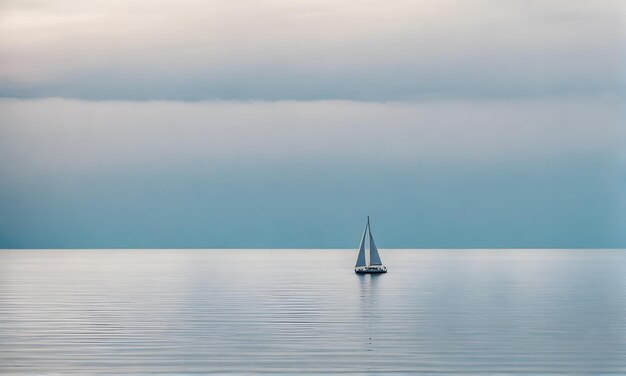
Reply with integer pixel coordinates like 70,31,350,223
0,97,623,179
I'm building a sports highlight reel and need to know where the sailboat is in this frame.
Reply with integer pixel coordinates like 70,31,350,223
355,216,387,274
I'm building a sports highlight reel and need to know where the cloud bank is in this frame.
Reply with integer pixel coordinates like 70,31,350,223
0,97,622,173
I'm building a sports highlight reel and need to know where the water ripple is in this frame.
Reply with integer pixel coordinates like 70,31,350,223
1,249,625,375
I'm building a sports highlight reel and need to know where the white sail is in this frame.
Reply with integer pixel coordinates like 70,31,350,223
355,224,367,267
355,216,387,273
368,220,383,265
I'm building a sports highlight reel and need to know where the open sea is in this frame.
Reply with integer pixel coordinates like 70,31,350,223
0,249,625,375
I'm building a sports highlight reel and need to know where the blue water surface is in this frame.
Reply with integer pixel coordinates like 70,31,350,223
0,249,624,375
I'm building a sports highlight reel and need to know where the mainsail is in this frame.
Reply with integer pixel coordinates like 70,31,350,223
368,218,383,265
355,224,367,267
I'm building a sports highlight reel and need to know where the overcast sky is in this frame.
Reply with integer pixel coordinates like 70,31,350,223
0,1,625,248
2,0,625,100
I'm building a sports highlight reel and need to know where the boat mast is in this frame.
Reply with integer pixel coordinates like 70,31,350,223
366,216,370,265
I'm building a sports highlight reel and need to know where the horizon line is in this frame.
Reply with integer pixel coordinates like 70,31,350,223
1,248,624,251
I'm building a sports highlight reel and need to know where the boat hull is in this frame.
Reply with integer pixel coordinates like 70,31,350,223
355,266,387,274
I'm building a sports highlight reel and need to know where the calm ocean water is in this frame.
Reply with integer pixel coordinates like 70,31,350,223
0,249,625,375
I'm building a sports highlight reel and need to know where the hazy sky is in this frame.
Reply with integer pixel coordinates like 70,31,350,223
0,1,625,248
